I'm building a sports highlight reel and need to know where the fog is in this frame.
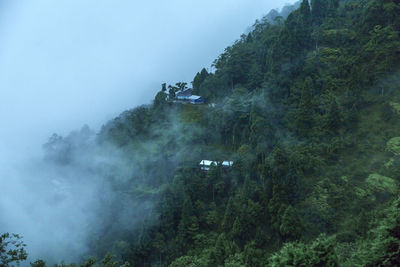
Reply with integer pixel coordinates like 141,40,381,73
0,0,295,263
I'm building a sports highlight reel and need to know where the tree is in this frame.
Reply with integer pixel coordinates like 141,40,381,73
153,91,168,110
243,241,265,267
299,0,312,37
42,133,71,164
329,0,339,10
213,233,229,265
175,82,188,92
192,68,209,93
222,198,236,233
276,2,311,65
247,63,263,90
101,254,130,267
232,217,244,244
325,96,342,134
364,25,400,77
311,0,328,25
168,86,176,99
0,233,27,267
269,234,338,266
249,116,273,163
177,197,199,246
279,205,303,241
30,260,46,267
345,198,400,266
295,77,314,137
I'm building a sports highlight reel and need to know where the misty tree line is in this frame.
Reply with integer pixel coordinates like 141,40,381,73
3,0,400,266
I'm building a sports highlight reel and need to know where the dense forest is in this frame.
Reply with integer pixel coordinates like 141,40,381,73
2,0,400,266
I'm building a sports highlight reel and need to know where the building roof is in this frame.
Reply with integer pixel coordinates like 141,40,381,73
189,95,202,100
200,160,215,166
176,89,192,97
199,160,233,167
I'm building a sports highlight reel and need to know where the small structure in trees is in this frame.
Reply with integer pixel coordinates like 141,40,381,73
174,89,204,104
199,160,233,171
189,95,204,104
176,89,193,100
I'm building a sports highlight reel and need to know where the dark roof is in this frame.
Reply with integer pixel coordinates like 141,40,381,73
176,89,192,97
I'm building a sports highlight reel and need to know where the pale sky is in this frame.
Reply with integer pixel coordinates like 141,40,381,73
0,0,295,155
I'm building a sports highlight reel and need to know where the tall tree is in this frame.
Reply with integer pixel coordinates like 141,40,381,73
300,0,312,26
311,0,328,25
177,197,199,246
295,77,314,137
279,205,303,241
192,68,209,93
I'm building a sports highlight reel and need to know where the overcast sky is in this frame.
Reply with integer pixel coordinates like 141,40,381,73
0,0,295,156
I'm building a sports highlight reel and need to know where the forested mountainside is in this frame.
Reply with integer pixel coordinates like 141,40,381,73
4,0,400,266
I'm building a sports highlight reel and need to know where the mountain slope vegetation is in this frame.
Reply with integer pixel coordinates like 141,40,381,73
4,0,400,266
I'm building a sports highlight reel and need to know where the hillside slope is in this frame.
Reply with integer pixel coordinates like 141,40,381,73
29,0,400,266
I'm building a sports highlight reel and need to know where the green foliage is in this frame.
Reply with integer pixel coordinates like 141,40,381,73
311,0,329,24
177,197,200,246
30,260,47,267
365,173,398,195
364,25,400,76
389,101,400,115
168,255,209,267
342,198,400,266
153,91,168,110
279,205,302,241
387,137,400,155
269,234,338,267
0,233,27,267
295,77,315,136
192,68,209,93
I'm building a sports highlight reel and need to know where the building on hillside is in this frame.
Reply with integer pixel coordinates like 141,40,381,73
199,160,233,171
221,161,234,167
200,160,214,171
176,89,193,100
175,89,205,104
189,95,204,104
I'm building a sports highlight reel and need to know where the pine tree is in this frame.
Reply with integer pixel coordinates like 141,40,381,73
311,0,328,25
295,77,314,137
214,233,228,265
326,97,341,134
329,0,339,10
279,205,302,241
177,197,199,246
222,198,235,233
300,0,312,27
299,0,312,49
192,68,209,93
